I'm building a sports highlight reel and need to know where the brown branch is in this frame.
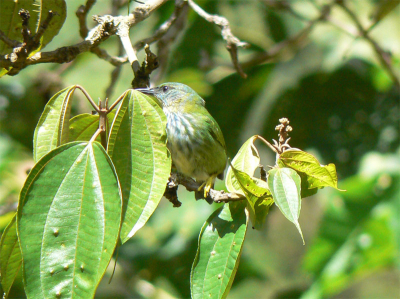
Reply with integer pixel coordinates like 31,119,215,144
155,0,189,81
242,5,331,69
1,0,168,75
187,0,249,78
0,30,20,48
76,0,97,39
167,173,245,205
133,0,188,51
337,1,400,88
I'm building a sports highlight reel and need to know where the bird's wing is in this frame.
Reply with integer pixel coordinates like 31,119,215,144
206,115,226,150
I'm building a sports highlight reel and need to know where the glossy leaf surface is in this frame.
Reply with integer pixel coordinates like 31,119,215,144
278,149,341,191
108,90,171,243
191,200,248,299
17,141,122,299
0,215,22,298
268,167,304,244
33,86,76,162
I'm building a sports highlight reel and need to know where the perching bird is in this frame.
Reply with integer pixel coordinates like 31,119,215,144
137,83,227,201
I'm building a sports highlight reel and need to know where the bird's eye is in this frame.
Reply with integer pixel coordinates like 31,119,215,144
162,86,169,92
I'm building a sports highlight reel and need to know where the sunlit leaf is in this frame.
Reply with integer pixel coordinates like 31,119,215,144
108,90,171,243
17,141,122,299
268,167,304,244
229,164,272,229
0,215,22,298
33,86,77,162
278,149,342,193
191,200,248,299
226,135,260,195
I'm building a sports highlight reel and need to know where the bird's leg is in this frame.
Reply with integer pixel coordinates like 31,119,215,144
198,174,217,198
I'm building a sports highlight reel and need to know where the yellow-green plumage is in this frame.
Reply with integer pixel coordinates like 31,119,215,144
137,83,227,199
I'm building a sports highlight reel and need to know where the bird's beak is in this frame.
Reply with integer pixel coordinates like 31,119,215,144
135,87,154,95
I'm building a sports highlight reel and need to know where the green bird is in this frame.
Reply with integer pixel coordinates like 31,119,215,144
137,82,227,200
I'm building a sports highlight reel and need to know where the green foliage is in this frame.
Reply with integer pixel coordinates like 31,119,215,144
0,215,21,298
108,90,171,243
0,0,398,298
191,201,248,299
0,0,66,75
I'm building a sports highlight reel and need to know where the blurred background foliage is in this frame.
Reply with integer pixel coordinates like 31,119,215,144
0,0,399,298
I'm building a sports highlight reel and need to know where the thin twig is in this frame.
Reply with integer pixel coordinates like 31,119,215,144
242,5,331,69
76,0,97,39
0,30,20,48
167,173,245,204
1,0,168,75
187,0,249,78
337,2,400,88
75,85,99,112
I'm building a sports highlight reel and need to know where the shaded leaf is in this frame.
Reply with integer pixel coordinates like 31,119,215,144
226,136,260,195
268,167,304,244
0,215,22,298
33,86,77,162
17,141,122,299
69,111,116,142
191,200,248,299
278,149,341,192
108,90,171,243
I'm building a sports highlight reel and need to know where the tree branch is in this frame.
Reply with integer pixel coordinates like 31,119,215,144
187,0,249,78
337,1,400,88
1,0,168,75
166,173,245,206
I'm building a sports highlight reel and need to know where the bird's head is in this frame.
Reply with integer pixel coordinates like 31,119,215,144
136,82,205,109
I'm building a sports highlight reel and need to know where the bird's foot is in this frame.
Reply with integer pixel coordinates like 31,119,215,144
198,175,216,198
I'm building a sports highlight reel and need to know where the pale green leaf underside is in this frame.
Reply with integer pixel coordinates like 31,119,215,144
33,86,76,162
0,215,22,298
17,141,122,299
108,90,171,243
268,167,304,244
191,201,248,299
226,136,260,195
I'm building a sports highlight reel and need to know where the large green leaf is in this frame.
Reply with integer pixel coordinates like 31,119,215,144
268,167,304,244
17,141,122,299
0,0,67,55
191,200,248,299
108,90,171,243
229,164,272,229
278,149,341,191
33,86,77,162
226,135,260,195
0,215,22,298
69,111,116,142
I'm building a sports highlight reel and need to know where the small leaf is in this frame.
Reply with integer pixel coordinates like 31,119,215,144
226,136,260,194
230,165,272,230
268,167,304,244
108,90,171,243
17,141,122,299
69,111,116,142
33,86,77,162
278,149,342,192
191,200,248,299
0,215,22,298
